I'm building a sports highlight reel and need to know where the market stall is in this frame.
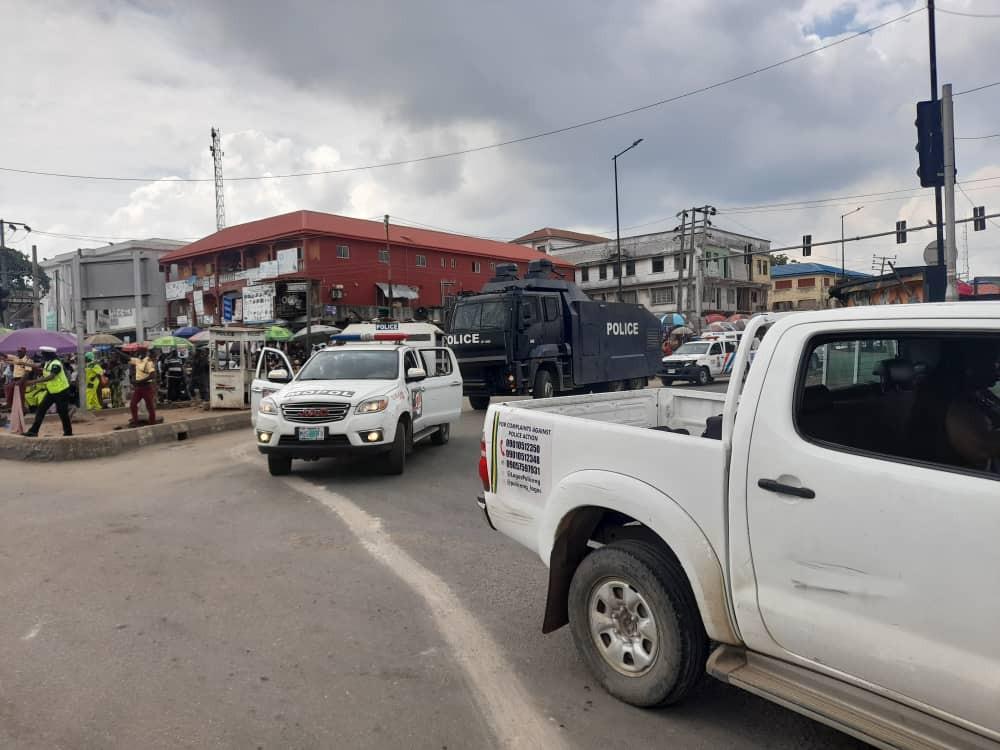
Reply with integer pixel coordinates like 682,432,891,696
206,326,267,409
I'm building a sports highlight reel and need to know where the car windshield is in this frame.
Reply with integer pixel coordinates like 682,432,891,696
296,350,399,381
675,342,710,355
452,300,508,330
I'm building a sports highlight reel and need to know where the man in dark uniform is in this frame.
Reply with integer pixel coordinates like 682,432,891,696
23,346,73,437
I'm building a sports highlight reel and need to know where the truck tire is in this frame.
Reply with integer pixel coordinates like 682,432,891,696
533,369,555,399
567,540,708,708
697,367,710,386
628,377,647,390
431,423,450,446
470,395,491,411
607,380,626,392
385,420,408,475
660,378,674,387
267,455,292,476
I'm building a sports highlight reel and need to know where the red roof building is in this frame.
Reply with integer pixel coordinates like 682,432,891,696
158,210,572,326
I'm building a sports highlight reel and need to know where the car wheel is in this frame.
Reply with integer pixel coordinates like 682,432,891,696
697,367,710,386
533,369,555,399
568,540,708,708
267,455,292,476
431,423,450,446
660,378,674,387
470,395,491,411
385,420,407,475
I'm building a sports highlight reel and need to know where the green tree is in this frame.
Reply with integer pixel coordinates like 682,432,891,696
0,247,50,294
771,253,794,266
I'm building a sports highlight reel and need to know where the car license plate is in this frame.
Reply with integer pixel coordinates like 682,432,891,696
297,427,325,441
667,368,677,374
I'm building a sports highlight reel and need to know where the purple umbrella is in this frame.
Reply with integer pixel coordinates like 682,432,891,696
0,327,84,355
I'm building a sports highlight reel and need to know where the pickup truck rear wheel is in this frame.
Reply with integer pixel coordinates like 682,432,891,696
267,455,292,476
385,420,408,475
470,395,491,411
568,540,708,707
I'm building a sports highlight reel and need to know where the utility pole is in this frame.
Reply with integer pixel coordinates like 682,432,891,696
0,219,6,327
31,245,40,327
872,254,897,278
54,268,61,330
384,214,394,321
210,127,226,231
674,210,688,317
132,248,145,343
73,250,87,411
941,83,959,302
691,205,717,332
927,0,946,278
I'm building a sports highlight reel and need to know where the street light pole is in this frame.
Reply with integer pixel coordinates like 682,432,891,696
613,139,643,301
840,206,863,280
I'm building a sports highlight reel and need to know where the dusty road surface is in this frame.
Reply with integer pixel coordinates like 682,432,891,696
0,403,869,749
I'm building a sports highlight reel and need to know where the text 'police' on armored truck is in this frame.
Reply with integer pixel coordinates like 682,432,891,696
447,259,662,410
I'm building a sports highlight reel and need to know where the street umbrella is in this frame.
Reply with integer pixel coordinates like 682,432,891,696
670,325,694,337
0,327,82,355
189,330,211,344
85,333,124,346
150,335,194,349
264,325,293,342
173,326,202,338
292,324,341,339
705,313,727,323
121,341,151,353
727,313,748,322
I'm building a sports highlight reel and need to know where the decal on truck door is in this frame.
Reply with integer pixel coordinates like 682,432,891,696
496,414,552,498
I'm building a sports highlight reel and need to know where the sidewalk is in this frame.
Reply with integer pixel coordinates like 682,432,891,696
6,403,210,438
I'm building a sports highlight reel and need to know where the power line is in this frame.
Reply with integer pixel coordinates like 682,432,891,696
956,133,1000,140
0,7,924,186
957,180,1000,231
936,5,1000,18
954,80,1000,96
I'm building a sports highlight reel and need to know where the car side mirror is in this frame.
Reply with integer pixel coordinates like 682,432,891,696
406,367,427,382
267,368,290,383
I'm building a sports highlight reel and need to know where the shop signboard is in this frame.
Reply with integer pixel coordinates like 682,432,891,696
259,260,279,279
243,284,275,324
193,290,205,316
166,280,189,301
277,247,299,275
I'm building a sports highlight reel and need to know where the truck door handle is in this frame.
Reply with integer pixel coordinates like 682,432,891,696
757,478,815,499
449,381,462,386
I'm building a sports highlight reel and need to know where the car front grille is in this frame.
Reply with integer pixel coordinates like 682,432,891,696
277,433,350,447
280,401,350,423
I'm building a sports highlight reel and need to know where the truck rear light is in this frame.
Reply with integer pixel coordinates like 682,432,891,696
478,438,490,491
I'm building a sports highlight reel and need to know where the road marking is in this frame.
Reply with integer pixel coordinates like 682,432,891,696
234,447,568,749
21,623,42,641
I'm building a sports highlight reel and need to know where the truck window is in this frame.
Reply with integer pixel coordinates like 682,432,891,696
452,303,480,330
709,343,722,355
480,301,508,329
795,333,1000,478
543,297,560,322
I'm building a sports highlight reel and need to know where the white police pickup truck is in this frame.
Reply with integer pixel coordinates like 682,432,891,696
660,335,739,386
251,330,463,476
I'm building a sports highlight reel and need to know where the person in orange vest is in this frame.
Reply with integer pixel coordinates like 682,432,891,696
22,346,73,437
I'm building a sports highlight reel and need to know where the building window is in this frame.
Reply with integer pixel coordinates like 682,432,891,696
599,265,607,280
416,255,427,268
612,264,621,279
536,244,547,254
752,291,759,303
727,288,737,306
651,257,665,273
441,257,446,268
490,261,496,270
472,261,481,273
622,290,638,304
581,267,590,282
824,277,831,287
798,277,816,288
625,260,635,276
451,258,456,269
337,245,350,259
378,250,390,264
775,279,793,290
674,254,688,271
650,287,675,305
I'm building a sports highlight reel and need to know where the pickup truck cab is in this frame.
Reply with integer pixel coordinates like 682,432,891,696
252,333,462,476
660,335,738,385
478,303,1000,749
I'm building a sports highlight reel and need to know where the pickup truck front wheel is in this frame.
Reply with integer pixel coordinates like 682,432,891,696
267,455,292,476
384,420,408,475
470,395,491,411
568,540,707,707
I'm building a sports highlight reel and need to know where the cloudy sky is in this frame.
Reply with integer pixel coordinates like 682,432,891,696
2,0,999,276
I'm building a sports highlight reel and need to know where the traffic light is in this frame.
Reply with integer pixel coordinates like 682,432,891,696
895,220,907,244
802,234,812,257
973,206,986,231
915,100,944,188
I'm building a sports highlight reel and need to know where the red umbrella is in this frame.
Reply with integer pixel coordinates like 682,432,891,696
121,341,151,353
727,313,748,322
705,313,727,323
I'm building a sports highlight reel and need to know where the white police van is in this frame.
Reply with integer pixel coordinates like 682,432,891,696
251,324,462,476
660,332,740,386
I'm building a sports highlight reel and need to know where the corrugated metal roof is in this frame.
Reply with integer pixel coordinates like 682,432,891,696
160,210,572,267
771,262,870,279
512,227,609,244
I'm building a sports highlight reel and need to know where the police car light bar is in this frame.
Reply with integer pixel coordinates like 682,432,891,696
330,332,410,342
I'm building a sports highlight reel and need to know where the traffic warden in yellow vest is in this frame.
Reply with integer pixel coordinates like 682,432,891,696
23,346,74,437
84,352,105,410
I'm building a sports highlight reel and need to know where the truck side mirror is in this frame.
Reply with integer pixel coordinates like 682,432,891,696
406,367,427,382
268,368,290,383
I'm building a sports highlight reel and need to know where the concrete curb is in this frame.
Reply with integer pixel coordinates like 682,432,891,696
0,412,250,462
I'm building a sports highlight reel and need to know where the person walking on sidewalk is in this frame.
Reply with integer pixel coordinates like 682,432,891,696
84,352,106,410
22,346,73,437
129,345,159,427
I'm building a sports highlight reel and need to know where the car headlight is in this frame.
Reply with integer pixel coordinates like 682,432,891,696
356,397,389,414
258,398,278,414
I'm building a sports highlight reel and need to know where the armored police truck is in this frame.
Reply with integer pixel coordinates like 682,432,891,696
447,259,662,410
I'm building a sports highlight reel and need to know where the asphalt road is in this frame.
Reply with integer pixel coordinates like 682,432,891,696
0,399,868,750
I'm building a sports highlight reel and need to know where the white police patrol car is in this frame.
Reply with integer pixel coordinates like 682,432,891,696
251,327,462,476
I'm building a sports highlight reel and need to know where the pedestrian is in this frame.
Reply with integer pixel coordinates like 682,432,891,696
129,345,160,427
193,349,210,401
662,337,673,357
163,348,186,402
5,346,34,434
22,346,74,437
84,352,106,410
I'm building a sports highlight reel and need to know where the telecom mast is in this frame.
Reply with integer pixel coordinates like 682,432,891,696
210,127,226,230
